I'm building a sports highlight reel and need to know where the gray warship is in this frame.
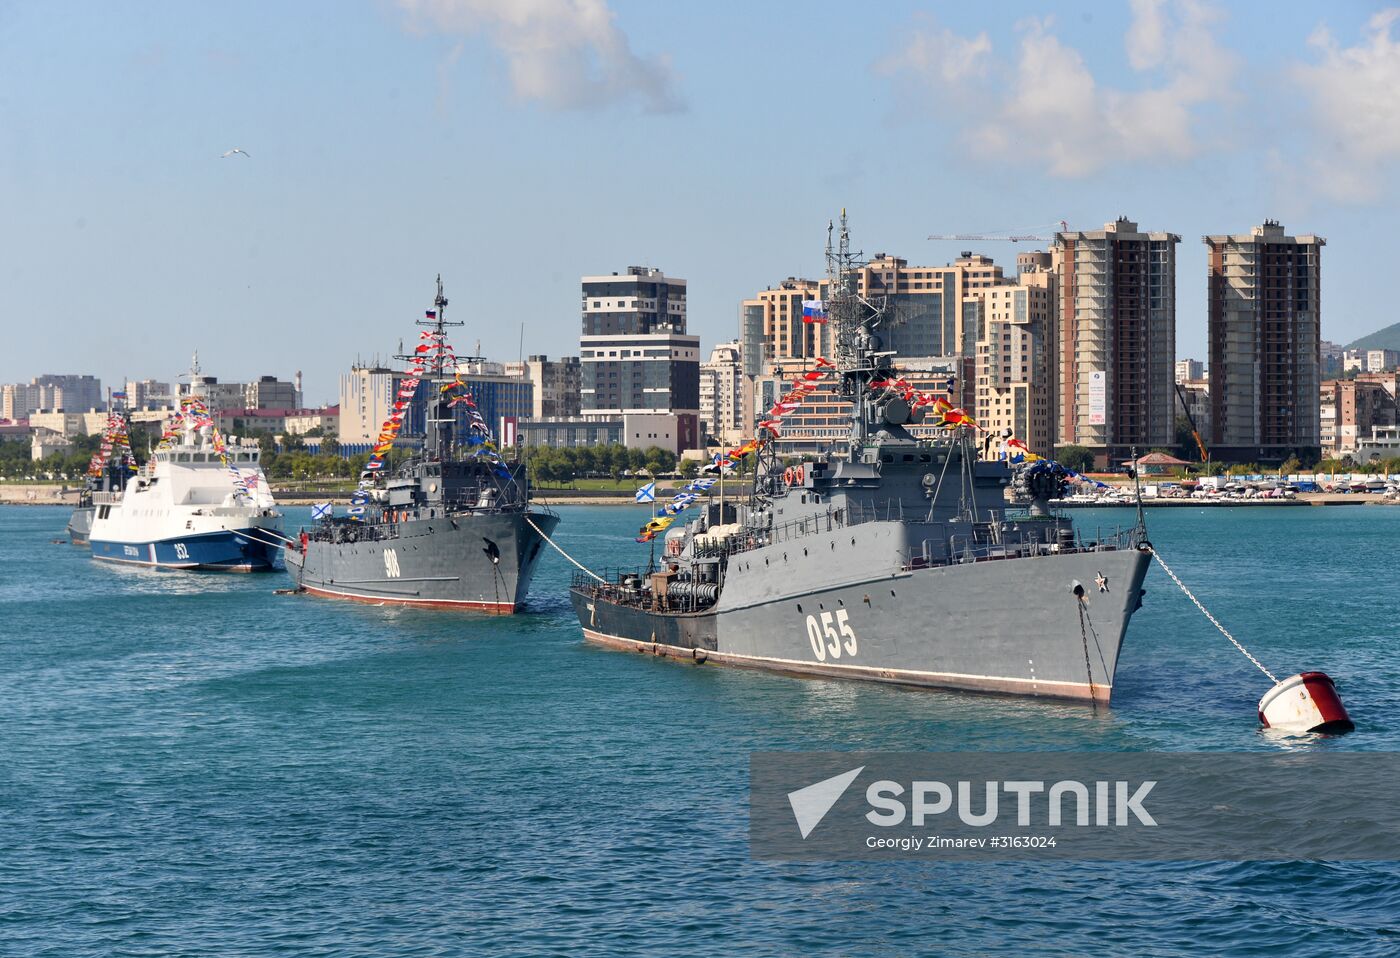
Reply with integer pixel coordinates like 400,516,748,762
569,216,1151,702
285,279,559,612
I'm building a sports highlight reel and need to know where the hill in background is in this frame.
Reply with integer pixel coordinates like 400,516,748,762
1348,322,1400,351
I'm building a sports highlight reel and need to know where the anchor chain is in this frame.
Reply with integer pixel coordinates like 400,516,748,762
1076,599,1099,713
1147,546,1277,683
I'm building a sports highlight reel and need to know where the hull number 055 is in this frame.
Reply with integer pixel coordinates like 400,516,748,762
805,609,858,661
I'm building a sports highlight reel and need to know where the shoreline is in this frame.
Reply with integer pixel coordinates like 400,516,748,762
4,487,1396,509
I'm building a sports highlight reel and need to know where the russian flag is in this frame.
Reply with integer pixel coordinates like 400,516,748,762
801,299,827,323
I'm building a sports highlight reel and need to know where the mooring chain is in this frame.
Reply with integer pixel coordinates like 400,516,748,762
1147,547,1277,683
1076,599,1098,714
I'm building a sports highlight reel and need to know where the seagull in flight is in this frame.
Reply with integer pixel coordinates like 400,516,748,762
220,148,250,159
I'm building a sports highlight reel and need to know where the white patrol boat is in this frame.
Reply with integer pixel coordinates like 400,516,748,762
89,393,284,572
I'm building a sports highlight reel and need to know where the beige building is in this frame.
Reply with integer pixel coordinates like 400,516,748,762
742,253,1010,415
851,252,1005,363
30,428,72,461
339,365,407,448
1205,222,1323,461
284,408,339,437
2,383,41,419
973,266,1056,457
700,341,745,445
741,278,823,364
1056,218,1180,467
28,411,93,438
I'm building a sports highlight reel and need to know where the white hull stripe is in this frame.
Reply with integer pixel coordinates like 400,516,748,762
300,583,515,611
581,628,1106,700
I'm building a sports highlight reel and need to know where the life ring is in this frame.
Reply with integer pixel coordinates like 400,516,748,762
784,467,795,485
793,464,805,485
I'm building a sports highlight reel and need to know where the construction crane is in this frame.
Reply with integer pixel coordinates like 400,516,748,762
927,221,1068,243
1174,381,1209,464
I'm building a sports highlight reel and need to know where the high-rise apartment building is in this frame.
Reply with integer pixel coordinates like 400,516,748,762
580,267,699,451
339,365,423,452
851,252,1005,362
700,341,744,445
741,278,823,364
1205,222,1323,461
973,265,1056,456
503,355,581,419
743,253,1008,413
1,383,41,419
27,374,102,412
1055,218,1179,467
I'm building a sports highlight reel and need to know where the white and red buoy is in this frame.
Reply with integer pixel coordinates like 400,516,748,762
1148,548,1356,734
1258,672,1354,734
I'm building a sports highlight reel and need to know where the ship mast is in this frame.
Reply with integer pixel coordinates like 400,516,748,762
823,209,889,453
398,275,463,461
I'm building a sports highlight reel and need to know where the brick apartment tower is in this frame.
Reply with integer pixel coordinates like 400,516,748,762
1055,218,1179,468
1204,221,1323,463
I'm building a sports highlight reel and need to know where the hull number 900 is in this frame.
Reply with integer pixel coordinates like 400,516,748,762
805,609,858,661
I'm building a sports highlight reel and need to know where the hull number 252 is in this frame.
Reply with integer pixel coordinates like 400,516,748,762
805,609,858,661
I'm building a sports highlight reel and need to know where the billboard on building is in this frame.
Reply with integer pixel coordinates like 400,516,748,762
1087,370,1106,426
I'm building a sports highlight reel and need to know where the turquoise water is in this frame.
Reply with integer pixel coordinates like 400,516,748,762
2,503,1398,956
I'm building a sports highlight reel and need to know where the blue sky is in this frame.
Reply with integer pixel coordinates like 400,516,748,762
2,0,1398,405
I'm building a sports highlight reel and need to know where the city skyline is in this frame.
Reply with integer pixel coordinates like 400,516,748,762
3,2,1399,402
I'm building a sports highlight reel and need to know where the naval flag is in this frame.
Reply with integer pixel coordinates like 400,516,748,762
634,481,656,503
311,502,333,521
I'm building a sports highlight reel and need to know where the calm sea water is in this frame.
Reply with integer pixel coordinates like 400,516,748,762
2,502,1398,956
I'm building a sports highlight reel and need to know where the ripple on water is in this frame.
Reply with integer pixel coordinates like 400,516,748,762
1,504,1398,956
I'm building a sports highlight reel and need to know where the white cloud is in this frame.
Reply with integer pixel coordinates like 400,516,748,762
880,2,1237,178
1125,0,1167,70
876,17,992,87
399,0,684,113
1292,10,1400,202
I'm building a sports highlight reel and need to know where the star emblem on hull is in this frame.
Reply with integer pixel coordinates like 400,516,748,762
1095,572,1109,593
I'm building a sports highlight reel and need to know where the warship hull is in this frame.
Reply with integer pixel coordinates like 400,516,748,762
572,530,1150,702
286,510,559,613
66,506,95,545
